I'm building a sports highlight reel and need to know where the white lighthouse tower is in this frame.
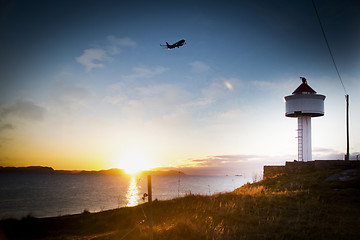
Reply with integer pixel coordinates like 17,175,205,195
285,77,326,162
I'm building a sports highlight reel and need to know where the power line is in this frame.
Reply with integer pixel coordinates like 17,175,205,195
311,0,347,95
311,0,350,160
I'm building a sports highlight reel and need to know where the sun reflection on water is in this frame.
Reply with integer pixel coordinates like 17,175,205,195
125,175,140,207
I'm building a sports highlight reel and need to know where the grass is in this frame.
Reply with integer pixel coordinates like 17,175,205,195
1,168,359,239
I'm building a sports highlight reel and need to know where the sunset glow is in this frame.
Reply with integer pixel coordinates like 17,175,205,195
117,150,155,174
0,1,359,176
125,176,140,207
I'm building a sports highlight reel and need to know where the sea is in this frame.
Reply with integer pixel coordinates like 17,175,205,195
0,173,252,219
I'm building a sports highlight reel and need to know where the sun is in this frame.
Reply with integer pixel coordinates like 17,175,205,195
117,150,154,175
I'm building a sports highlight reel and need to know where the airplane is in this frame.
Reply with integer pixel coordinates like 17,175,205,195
160,39,186,49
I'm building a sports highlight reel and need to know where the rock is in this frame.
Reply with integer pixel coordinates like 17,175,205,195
324,169,360,182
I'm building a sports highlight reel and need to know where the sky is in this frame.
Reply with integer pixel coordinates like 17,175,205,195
0,0,359,176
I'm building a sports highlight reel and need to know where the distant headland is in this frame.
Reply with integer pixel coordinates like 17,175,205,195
0,166,185,175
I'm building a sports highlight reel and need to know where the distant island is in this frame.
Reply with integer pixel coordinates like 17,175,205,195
0,166,186,175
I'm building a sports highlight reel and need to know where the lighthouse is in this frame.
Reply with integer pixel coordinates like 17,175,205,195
284,77,326,162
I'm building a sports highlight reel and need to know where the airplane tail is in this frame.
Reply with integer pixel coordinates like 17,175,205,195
166,42,170,48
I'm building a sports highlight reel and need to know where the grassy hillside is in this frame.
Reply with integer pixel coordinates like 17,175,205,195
1,168,359,239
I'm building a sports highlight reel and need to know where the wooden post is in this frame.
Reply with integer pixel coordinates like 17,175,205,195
345,94,350,161
177,172,180,197
147,175,153,240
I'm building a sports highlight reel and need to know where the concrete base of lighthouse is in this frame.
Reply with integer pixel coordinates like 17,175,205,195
298,116,312,162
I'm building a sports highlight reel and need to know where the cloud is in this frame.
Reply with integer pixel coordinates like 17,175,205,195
107,36,137,47
250,77,301,94
76,48,110,72
0,100,45,146
309,147,359,161
201,77,239,101
122,66,167,81
0,123,15,132
190,61,210,73
137,83,186,100
104,81,189,121
103,66,169,107
175,154,272,176
312,147,345,160
1,99,46,121
251,80,276,89
103,66,168,105
48,81,93,111
0,136,13,149
76,36,137,71
188,154,257,167
107,36,137,54
174,154,293,176
104,71,242,124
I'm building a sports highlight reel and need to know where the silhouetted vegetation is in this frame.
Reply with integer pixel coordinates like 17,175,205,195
1,168,359,239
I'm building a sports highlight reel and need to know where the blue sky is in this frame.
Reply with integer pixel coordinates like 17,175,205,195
0,0,359,175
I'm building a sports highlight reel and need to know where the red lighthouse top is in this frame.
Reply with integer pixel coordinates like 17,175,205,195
292,77,317,94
